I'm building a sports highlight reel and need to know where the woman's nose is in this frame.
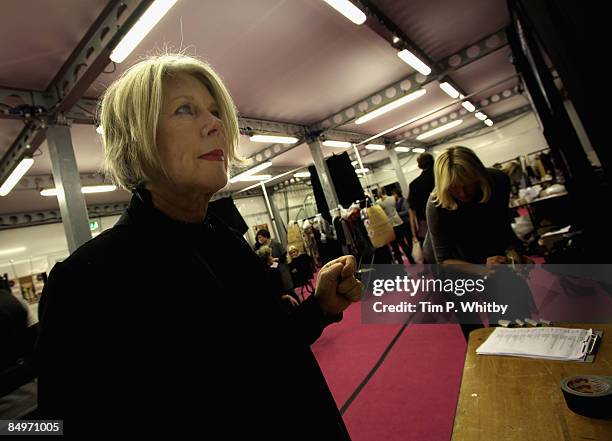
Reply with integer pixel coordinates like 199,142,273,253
202,115,222,137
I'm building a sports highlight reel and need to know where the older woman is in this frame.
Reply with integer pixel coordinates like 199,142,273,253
35,54,361,438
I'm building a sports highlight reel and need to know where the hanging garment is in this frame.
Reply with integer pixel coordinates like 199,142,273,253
301,222,321,268
364,205,395,248
347,210,375,263
287,223,306,254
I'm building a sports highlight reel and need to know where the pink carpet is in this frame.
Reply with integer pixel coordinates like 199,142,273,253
308,269,467,440
312,302,404,407
341,324,466,441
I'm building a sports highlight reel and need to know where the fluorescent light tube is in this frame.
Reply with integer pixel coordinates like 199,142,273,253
249,135,299,144
412,148,426,153
461,101,476,112
351,160,359,166
394,146,411,152
439,82,459,98
96,125,104,134
322,140,352,148
294,172,311,178
82,185,117,194
0,158,34,196
0,247,26,256
416,119,463,140
475,112,487,121
397,49,431,75
110,0,179,63
365,144,385,150
321,0,366,25
234,174,272,182
40,185,118,197
229,161,273,183
355,168,370,174
484,119,493,127
355,89,427,125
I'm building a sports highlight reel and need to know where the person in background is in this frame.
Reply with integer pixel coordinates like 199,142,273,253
35,54,361,438
288,246,316,299
392,188,417,262
408,152,435,242
0,275,38,419
422,146,533,339
376,190,415,264
423,146,527,266
255,229,285,262
257,246,300,309
254,228,294,293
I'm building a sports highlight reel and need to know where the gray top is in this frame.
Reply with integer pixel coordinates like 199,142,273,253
423,168,518,264
376,196,403,227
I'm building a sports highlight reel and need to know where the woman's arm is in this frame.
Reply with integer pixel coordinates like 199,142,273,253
426,198,455,263
409,208,418,238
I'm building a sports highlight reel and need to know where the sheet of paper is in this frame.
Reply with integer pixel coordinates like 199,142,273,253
476,327,592,361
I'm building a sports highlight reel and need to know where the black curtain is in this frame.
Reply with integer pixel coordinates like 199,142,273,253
507,0,611,260
507,0,609,189
309,152,364,221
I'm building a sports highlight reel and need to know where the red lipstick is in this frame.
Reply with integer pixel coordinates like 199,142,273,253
198,149,225,161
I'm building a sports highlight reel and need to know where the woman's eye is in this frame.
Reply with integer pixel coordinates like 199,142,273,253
211,110,221,118
175,105,193,115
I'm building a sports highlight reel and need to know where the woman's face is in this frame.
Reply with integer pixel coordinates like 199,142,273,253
289,249,299,258
449,180,478,203
156,72,227,193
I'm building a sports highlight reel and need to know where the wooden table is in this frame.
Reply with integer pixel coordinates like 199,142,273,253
452,324,612,441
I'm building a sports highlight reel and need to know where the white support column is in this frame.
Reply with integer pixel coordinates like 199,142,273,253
268,188,288,246
386,145,410,196
260,182,281,242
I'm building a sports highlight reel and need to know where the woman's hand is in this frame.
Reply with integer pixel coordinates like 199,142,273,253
315,255,363,316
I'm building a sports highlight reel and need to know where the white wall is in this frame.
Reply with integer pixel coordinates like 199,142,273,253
0,187,318,278
368,112,549,189
0,215,120,279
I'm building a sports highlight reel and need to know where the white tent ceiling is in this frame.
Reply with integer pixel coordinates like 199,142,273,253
0,0,530,218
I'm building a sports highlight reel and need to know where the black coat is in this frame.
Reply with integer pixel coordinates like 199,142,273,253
35,188,350,439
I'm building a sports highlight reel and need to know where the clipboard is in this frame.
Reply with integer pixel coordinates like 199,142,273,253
580,329,603,363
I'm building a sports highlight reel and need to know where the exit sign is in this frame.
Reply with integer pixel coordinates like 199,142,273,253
89,220,99,231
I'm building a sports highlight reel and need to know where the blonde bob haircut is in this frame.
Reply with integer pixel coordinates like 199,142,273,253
431,146,492,210
98,53,242,190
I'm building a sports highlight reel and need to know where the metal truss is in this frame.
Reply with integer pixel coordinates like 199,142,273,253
0,202,130,230
306,29,508,134
367,104,533,170
0,0,152,186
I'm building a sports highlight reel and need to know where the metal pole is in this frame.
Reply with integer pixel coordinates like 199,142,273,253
260,182,280,241
386,145,410,196
353,144,374,198
47,122,91,253
268,187,288,246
